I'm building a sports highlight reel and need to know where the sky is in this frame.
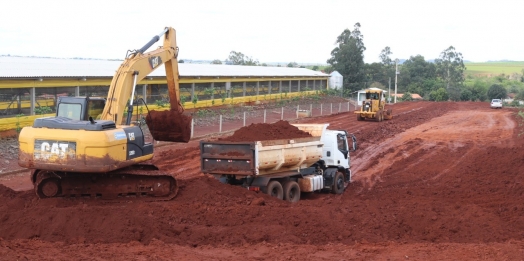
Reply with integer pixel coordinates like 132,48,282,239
1,0,523,64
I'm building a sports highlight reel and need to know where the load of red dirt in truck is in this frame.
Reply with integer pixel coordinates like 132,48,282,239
220,120,312,142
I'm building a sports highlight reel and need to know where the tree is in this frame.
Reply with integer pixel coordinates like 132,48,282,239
179,59,185,63
365,62,385,85
515,89,524,100
374,46,395,87
211,59,222,64
323,66,334,74
287,62,298,68
379,46,393,66
227,51,259,66
435,46,466,91
401,56,435,83
469,79,489,101
312,65,319,71
487,84,507,100
327,23,367,94
228,51,245,65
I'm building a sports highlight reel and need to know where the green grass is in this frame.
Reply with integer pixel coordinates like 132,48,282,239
465,61,524,76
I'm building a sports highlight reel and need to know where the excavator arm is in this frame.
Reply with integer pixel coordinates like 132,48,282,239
101,27,183,125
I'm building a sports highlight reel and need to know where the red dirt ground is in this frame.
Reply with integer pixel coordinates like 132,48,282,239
1,101,524,260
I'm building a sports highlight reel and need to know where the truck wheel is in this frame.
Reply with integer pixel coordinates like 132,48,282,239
332,172,345,194
356,114,363,121
266,181,284,200
283,181,301,203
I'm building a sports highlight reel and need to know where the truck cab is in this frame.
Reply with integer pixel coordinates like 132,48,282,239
321,130,351,169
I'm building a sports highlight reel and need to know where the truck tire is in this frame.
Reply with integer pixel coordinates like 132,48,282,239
266,180,284,200
283,181,301,203
357,114,364,121
332,172,345,194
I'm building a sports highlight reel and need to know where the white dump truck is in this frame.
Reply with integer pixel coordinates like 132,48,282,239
199,124,357,202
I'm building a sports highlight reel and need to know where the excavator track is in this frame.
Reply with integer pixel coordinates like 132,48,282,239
32,164,178,202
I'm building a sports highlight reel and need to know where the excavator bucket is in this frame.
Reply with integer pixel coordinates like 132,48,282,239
146,109,192,142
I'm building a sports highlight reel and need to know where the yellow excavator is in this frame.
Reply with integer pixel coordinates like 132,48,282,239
18,27,192,201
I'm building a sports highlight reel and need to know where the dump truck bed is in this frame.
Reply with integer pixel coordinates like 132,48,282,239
200,124,328,176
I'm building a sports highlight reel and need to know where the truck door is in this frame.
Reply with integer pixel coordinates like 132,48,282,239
337,134,348,158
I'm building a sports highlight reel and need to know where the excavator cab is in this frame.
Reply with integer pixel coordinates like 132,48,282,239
56,97,105,121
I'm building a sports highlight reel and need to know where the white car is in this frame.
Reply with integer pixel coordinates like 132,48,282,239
490,99,503,109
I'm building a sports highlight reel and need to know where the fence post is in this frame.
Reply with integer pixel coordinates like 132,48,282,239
281,107,284,120
191,118,194,139
264,109,266,123
310,104,312,117
330,103,332,114
348,102,350,111
219,115,222,133
243,111,246,126
296,105,299,119
320,104,323,115
339,103,341,112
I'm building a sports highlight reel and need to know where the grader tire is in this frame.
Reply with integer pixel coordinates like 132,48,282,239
384,109,393,120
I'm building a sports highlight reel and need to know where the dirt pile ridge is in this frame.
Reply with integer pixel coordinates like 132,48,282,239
220,120,312,142
1,101,524,259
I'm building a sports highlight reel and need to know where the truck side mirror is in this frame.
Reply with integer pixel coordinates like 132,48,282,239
350,134,357,152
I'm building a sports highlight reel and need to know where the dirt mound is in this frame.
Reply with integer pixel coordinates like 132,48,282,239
220,120,312,142
145,110,192,142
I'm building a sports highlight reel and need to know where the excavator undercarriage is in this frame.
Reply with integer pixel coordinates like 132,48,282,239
32,164,178,201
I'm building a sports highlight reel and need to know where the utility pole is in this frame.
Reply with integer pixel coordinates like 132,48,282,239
388,77,391,104
394,59,399,103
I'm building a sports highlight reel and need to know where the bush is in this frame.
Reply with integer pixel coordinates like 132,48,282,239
487,84,507,100
429,88,449,101
35,106,53,115
401,92,413,101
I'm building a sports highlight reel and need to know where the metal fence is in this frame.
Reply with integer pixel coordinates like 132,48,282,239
146,99,358,142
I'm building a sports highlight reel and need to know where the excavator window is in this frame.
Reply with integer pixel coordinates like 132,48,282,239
87,99,105,120
57,103,82,120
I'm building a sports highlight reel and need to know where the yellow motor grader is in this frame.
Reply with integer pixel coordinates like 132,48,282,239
354,88,392,122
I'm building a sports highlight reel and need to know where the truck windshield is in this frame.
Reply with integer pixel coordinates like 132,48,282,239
57,103,82,120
